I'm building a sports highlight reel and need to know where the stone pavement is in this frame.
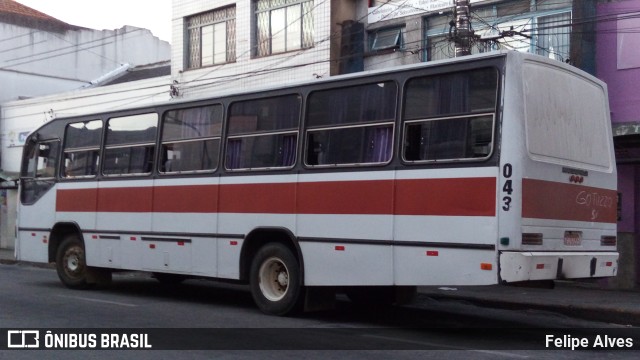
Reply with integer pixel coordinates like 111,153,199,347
1,248,638,325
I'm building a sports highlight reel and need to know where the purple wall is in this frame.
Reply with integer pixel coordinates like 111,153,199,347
597,1,640,235
618,165,636,232
596,0,640,125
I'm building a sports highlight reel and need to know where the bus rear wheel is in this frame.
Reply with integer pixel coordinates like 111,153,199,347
56,235,91,289
250,243,303,316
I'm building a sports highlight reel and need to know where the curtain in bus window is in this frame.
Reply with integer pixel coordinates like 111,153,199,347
364,125,393,163
404,68,497,120
181,106,217,138
306,82,396,165
226,139,243,169
307,82,396,127
438,75,470,114
281,134,296,167
422,119,467,160
228,96,299,134
163,106,222,140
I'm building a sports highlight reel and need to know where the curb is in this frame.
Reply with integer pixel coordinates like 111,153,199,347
0,258,55,269
423,292,640,327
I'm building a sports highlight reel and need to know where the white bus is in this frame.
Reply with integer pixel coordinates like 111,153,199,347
16,51,618,315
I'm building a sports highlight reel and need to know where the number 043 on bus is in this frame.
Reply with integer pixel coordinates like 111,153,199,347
16,51,618,315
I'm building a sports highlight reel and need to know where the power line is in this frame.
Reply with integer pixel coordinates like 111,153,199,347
11,0,640,117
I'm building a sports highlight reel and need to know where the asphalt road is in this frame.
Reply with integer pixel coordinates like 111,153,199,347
1,263,638,359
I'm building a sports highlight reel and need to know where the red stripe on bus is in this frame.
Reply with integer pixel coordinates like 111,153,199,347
522,178,617,223
56,177,497,217
153,185,218,213
98,187,153,213
395,177,496,216
56,188,98,212
219,183,295,214
297,180,393,215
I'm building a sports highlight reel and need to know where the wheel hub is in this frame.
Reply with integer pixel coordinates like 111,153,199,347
259,257,290,301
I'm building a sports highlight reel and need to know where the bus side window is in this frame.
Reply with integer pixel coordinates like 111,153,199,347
160,105,222,174
226,95,300,171
305,81,396,167
63,120,103,178
402,67,498,163
104,113,157,176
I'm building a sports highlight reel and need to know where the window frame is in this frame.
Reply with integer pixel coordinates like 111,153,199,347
186,6,236,70
254,0,314,57
401,113,496,164
62,120,103,179
304,81,398,168
401,67,499,165
370,26,403,52
102,113,158,177
225,94,301,172
159,104,223,175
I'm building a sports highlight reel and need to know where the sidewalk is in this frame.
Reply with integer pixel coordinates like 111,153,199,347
418,283,640,326
2,247,639,325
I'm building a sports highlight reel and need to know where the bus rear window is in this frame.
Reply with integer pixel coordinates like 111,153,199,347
523,61,612,171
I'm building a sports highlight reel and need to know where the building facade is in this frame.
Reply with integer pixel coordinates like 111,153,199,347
0,0,170,103
597,0,640,288
0,0,172,249
170,0,337,99
170,1,584,93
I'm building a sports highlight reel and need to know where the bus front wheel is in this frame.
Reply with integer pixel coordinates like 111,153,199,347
55,235,111,289
250,243,303,316
56,235,91,289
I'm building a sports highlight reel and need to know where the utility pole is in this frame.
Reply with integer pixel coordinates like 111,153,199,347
453,0,473,57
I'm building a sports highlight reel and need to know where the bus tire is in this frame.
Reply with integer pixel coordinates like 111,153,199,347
250,243,303,316
153,272,186,286
55,235,91,289
346,286,417,307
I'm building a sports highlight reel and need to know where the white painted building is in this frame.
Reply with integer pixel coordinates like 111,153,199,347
170,0,342,99
0,1,170,103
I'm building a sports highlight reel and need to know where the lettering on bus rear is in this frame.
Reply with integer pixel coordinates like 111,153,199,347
575,190,614,221
502,163,513,211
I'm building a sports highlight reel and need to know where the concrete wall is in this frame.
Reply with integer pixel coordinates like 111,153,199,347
0,23,170,103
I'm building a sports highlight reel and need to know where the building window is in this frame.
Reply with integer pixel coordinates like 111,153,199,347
187,6,236,69
255,0,314,57
370,27,403,51
423,9,571,64
535,12,571,62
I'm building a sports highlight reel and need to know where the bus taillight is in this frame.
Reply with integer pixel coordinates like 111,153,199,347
601,236,617,247
522,233,543,246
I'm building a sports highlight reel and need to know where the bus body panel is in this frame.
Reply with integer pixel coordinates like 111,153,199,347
496,52,618,283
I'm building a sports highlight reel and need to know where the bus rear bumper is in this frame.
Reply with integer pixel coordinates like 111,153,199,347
499,251,618,283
